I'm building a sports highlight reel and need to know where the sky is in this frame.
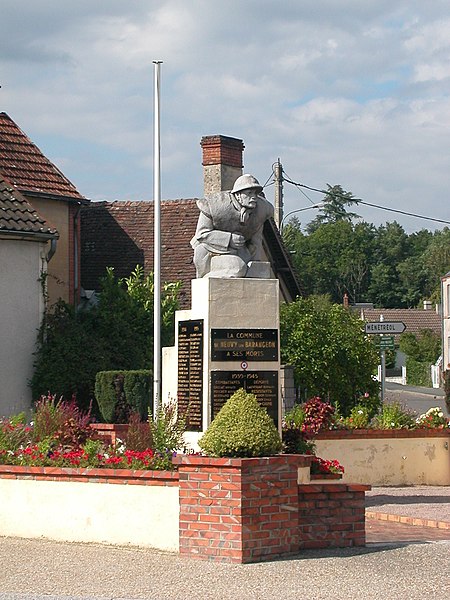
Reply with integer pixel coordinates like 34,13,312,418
1,0,450,233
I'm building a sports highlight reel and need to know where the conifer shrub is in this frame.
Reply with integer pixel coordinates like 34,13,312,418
95,370,152,423
198,389,282,458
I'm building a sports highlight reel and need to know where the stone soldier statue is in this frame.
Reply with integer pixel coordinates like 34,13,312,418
190,174,274,278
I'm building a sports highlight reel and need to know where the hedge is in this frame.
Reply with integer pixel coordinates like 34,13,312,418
95,370,152,423
405,358,432,388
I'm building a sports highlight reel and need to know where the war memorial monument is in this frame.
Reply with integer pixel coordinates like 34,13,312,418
162,174,281,449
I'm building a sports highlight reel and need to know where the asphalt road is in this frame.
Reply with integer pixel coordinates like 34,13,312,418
385,382,449,417
0,536,449,600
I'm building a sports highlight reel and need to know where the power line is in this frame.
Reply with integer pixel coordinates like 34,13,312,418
284,179,450,226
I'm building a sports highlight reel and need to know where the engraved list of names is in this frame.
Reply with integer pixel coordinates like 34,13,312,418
177,320,203,431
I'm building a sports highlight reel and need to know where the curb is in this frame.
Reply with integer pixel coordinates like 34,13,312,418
366,511,450,530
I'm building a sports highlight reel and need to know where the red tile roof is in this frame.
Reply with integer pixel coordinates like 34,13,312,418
81,200,199,307
0,112,84,200
360,307,442,338
0,176,58,239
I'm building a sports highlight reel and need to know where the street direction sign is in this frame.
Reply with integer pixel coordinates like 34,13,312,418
365,322,406,335
374,335,395,349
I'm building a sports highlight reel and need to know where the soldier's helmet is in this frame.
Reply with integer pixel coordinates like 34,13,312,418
231,174,263,195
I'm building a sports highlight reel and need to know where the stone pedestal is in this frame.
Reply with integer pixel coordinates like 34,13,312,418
162,276,281,450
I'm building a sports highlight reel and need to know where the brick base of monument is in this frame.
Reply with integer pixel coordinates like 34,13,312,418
175,455,309,563
297,483,369,549
175,455,370,563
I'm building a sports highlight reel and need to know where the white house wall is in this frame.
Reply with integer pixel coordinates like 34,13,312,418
0,238,45,416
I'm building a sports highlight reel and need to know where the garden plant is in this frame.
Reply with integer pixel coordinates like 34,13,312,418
0,394,185,471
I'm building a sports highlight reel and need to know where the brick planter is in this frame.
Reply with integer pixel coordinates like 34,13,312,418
297,483,369,549
175,454,312,563
89,423,129,446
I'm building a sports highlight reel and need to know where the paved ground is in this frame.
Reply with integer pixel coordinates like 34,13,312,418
0,486,449,600
385,382,449,416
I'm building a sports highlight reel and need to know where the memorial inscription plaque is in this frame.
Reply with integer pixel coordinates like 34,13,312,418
210,370,278,427
177,320,203,431
211,329,278,361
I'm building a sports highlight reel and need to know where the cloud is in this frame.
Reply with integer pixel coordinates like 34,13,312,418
0,1,449,231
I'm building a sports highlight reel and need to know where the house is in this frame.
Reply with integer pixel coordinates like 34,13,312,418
0,177,58,415
0,112,88,306
80,135,302,307
359,305,442,340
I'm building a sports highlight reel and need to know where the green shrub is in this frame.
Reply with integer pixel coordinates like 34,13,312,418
150,401,186,453
95,370,152,423
339,404,371,429
445,370,450,413
405,358,432,387
371,401,416,430
199,389,282,458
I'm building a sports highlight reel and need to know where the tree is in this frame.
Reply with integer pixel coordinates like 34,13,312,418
280,296,380,416
399,330,441,363
283,218,375,303
31,267,181,412
306,184,360,233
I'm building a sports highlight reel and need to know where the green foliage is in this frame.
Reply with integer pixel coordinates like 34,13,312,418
32,266,180,412
0,414,29,452
283,404,313,454
280,296,380,416
149,399,187,457
445,370,450,413
95,370,152,423
199,389,282,458
307,184,360,233
399,330,441,363
283,193,450,309
405,357,433,387
338,404,372,429
371,402,416,430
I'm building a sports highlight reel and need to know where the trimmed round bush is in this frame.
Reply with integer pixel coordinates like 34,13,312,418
198,389,282,458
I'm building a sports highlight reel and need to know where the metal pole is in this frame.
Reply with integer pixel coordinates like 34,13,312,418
379,314,385,403
153,60,162,421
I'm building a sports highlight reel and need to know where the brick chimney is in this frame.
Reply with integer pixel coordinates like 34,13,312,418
200,135,244,195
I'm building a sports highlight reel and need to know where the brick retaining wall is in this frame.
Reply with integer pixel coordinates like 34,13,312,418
297,483,369,549
0,456,370,563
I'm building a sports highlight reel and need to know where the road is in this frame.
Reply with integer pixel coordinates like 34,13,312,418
385,382,449,417
0,536,449,600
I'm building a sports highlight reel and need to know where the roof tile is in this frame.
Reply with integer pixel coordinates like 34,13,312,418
360,307,441,338
0,112,84,199
0,177,58,238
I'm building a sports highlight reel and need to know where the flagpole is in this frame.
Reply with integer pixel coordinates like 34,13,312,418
153,60,162,421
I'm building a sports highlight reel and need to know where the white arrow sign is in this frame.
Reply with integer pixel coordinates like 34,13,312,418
365,322,406,334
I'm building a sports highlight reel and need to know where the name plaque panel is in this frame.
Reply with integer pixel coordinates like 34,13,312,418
210,370,278,428
211,329,278,361
177,320,203,432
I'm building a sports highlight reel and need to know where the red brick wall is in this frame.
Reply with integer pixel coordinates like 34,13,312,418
297,483,369,549
175,455,311,563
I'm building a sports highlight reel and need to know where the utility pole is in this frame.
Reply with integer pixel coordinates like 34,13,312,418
274,158,283,229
